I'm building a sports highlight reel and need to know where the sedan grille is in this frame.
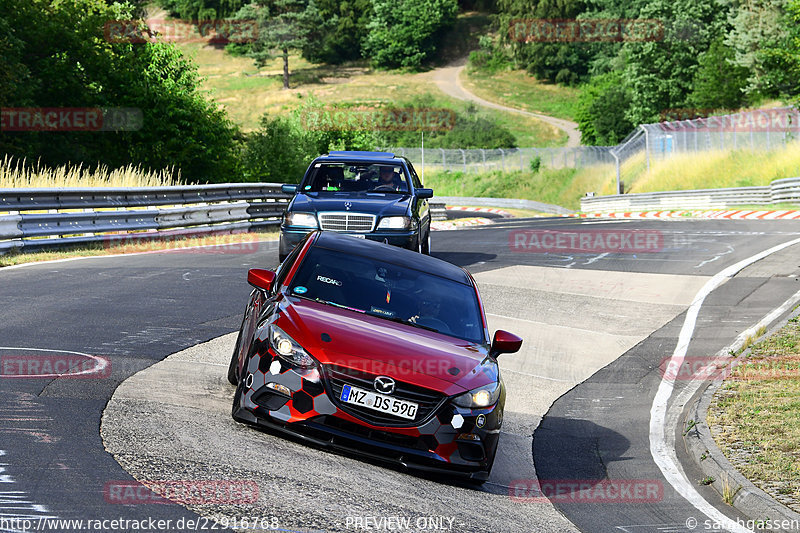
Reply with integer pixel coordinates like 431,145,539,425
324,364,445,427
318,212,376,233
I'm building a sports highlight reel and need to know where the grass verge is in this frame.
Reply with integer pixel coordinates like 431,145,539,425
423,165,617,211
0,230,278,267
707,315,800,512
461,67,582,121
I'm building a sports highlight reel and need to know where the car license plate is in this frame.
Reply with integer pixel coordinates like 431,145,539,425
340,384,418,420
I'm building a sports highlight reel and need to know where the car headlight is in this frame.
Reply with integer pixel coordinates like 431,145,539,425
284,212,318,228
452,383,501,408
268,324,315,367
377,216,412,230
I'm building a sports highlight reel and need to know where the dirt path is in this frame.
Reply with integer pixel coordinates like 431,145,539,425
432,63,582,148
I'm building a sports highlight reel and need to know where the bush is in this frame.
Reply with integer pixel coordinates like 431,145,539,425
363,0,458,69
0,0,241,183
576,72,634,146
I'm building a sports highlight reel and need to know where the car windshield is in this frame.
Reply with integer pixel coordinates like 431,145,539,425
288,247,485,344
301,163,410,193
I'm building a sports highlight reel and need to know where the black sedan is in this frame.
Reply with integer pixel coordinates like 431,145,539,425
278,151,433,261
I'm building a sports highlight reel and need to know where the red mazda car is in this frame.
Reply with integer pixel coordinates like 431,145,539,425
228,231,522,481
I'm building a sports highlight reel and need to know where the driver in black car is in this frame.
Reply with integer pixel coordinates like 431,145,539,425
376,166,404,191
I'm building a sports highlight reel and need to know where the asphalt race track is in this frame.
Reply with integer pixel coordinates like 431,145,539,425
1,217,799,533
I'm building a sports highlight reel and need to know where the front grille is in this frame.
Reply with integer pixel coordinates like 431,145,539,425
324,364,445,427
318,212,376,232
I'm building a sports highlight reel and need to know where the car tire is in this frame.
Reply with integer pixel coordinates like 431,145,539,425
422,229,431,255
227,329,243,386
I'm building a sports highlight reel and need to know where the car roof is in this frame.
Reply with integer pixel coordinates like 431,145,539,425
311,231,472,286
312,151,408,166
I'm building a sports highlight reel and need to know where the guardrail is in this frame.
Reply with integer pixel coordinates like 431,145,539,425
0,184,290,255
580,177,800,212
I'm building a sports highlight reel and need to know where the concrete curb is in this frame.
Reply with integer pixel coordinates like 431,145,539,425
682,309,800,526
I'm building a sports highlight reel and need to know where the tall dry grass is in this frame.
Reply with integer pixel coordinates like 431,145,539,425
0,156,181,188
629,141,800,193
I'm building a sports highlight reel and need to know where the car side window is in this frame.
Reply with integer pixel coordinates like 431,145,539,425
274,238,307,292
407,162,423,188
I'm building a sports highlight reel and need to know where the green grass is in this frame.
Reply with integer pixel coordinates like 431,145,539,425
176,40,566,146
707,319,800,511
423,165,616,210
461,67,583,121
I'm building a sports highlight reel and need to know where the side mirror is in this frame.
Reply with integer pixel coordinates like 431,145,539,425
416,188,433,199
248,268,276,292
281,184,298,195
490,330,522,356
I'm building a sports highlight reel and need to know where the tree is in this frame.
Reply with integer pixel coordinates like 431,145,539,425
688,38,749,109
235,1,321,89
302,0,372,64
620,0,732,126
155,0,247,19
362,0,459,69
0,0,241,182
497,0,594,85
723,0,799,98
575,72,634,145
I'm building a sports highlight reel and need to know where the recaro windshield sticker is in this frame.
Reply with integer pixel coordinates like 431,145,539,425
316,276,342,286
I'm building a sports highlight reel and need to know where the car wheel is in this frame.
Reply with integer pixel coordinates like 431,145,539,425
227,329,243,385
422,230,431,255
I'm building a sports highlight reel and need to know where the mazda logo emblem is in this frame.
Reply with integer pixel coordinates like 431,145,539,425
344,201,352,211
374,376,395,395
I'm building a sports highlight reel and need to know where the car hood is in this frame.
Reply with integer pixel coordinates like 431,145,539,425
290,192,411,218
272,297,497,396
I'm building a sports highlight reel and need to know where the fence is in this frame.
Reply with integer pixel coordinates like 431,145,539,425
386,146,615,173
0,184,290,254
580,176,800,212
610,107,800,194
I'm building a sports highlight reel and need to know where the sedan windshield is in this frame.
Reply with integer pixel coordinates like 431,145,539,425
288,247,485,343
301,163,410,193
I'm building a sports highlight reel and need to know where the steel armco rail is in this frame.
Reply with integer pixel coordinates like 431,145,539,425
580,177,800,212
0,184,449,255
0,184,292,255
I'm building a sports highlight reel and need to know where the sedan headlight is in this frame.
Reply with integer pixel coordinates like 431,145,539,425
284,212,318,228
452,383,501,408
377,216,412,230
268,324,315,367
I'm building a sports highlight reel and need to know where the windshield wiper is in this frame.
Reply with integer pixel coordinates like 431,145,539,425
367,313,440,333
311,297,365,313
